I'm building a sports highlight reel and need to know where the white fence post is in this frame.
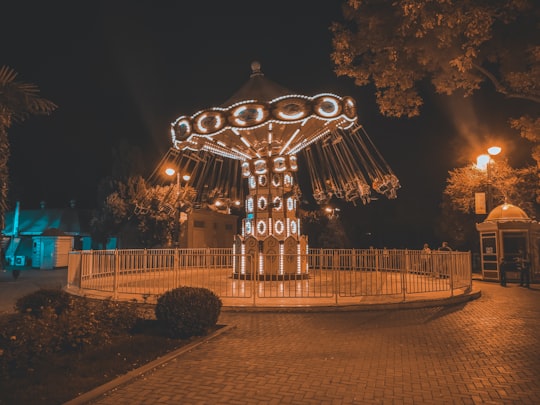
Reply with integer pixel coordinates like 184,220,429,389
334,250,339,305
450,252,455,297
403,249,409,301
113,249,119,299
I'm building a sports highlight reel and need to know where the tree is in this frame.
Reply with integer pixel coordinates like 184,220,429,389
91,175,196,248
298,207,351,248
444,159,538,217
90,140,162,248
436,195,478,251
439,158,539,250
0,66,56,230
331,0,539,164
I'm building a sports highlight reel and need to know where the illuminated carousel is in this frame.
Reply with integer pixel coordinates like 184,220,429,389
165,61,399,278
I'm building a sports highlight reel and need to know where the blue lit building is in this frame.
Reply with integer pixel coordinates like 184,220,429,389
1,202,114,269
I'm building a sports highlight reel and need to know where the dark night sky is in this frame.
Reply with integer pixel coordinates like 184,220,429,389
2,0,534,248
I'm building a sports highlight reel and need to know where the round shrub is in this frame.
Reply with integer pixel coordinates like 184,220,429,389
15,288,71,317
155,287,222,339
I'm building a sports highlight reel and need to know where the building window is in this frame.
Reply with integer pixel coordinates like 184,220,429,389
194,220,205,228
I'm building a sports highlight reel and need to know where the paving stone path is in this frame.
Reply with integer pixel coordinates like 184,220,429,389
82,281,539,404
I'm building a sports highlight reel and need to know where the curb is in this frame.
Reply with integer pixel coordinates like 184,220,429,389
221,289,482,312
63,324,237,405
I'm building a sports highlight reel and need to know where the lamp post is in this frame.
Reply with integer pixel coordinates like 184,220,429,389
476,146,501,214
165,168,191,248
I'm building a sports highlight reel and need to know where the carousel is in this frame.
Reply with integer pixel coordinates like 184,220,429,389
160,62,400,278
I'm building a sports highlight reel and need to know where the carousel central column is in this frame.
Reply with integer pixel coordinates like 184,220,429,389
234,154,308,279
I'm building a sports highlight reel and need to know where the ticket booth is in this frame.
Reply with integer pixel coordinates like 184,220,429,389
476,203,540,282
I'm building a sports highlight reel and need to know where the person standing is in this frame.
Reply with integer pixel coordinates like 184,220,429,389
515,249,530,288
438,241,452,252
499,257,511,287
436,242,452,278
422,243,432,274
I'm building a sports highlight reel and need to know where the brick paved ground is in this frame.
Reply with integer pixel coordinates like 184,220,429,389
76,280,539,405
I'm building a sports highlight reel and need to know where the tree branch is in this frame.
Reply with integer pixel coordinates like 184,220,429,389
473,63,540,104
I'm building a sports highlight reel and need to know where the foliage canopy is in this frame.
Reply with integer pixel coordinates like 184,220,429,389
331,0,539,160
91,175,196,248
444,159,538,216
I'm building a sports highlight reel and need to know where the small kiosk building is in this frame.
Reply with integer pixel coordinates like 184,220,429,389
476,203,539,282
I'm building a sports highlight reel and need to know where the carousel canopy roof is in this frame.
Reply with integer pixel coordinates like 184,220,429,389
486,203,530,221
170,61,358,160
220,61,293,106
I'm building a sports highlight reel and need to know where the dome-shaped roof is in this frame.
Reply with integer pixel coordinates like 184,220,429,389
219,61,294,106
486,203,529,221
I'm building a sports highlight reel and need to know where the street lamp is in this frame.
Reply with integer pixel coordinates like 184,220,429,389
476,146,501,214
324,206,340,219
165,168,191,248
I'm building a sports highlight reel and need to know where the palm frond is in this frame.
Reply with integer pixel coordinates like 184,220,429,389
0,65,57,124
0,65,18,83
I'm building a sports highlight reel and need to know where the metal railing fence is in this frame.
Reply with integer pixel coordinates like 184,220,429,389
67,248,472,306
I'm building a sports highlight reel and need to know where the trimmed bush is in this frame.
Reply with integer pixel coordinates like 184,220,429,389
0,291,144,378
15,288,71,317
155,287,222,339
90,298,139,335
52,296,139,350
